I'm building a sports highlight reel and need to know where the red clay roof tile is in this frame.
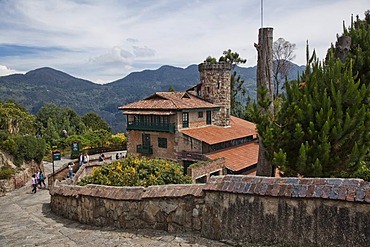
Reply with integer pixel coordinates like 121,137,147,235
181,116,257,145
119,92,218,111
205,142,259,172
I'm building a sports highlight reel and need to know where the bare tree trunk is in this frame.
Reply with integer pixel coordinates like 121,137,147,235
255,27,274,177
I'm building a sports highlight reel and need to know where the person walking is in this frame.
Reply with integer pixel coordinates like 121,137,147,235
38,171,46,188
68,162,73,179
79,153,83,167
83,153,89,165
31,174,37,193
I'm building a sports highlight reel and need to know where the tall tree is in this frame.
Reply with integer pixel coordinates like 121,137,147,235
82,112,111,132
274,50,370,177
0,100,36,135
272,38,296,100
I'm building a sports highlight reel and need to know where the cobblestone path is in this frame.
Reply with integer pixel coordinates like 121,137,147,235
0,158,232,247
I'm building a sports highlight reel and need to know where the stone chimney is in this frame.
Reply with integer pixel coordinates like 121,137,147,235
198,62,232,127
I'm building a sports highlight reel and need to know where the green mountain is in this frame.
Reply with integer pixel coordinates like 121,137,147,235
0,64,305,133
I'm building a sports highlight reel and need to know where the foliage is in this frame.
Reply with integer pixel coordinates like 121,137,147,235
0,166,15,180
0,100,36,135
250,12,370,179
343,11,370,87
35,103,87,147
78,156,192,187
168,84,175,92
1,135,46,166
82,112,111,132
265,51,370,178
108,133,127,147
352,162,370,181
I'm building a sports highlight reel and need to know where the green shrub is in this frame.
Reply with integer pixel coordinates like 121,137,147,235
352,162,370,181
0,166,15,180
0,135,46,166
78,156,192,187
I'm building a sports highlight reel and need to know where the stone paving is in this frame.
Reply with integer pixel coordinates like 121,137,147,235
0,154,233,247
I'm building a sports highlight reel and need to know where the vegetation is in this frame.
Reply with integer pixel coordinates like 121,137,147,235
0,166,15,180
78,156,192,187
0,100,124,168
0,100,46,166
251,11,370,180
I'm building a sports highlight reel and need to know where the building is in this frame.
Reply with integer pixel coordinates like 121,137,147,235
119,62,259,181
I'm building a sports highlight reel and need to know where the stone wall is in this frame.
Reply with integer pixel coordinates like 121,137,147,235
50,183,205,232
0,160,42,196
187,158,225,183
198,62,232,127
50,175,370,246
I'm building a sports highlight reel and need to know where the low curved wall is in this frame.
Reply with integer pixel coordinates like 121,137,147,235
50,175,370,246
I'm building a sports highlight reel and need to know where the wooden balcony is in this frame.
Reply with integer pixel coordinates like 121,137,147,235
127,121,175,133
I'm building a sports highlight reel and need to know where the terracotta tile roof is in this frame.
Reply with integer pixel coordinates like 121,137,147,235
123,110,175,115
119,92,218,111
205,142,259,172
181,116,257,145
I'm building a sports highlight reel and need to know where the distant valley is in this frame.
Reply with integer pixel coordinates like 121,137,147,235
0,63,305,133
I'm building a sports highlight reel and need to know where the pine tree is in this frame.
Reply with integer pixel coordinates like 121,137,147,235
274,50,370,177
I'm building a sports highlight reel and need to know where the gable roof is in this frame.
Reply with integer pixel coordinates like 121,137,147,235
181,116,257,145
118,92,218,111
205,142,259,172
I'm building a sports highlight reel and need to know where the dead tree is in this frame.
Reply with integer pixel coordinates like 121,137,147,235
254,27,275,177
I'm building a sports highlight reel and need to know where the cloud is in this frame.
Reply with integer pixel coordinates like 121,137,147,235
0,0,369,83
133,46,155,57
0,65,24,76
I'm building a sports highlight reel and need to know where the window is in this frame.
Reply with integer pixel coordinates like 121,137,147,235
182,112,189,128
198,111,203,118
158,137,167,148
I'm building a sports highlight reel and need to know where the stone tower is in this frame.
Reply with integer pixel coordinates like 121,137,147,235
198,62,232,127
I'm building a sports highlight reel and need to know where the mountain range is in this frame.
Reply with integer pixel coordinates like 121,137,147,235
0,63,305,133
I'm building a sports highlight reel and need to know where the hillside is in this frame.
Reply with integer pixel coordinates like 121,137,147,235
0,64,305,133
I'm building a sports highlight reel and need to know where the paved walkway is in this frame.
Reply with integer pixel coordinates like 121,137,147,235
0,153,233,247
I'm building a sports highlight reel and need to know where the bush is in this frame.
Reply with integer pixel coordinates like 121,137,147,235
1,135,46,166
0,166,15,180
352,162,370,181
78,156,192,187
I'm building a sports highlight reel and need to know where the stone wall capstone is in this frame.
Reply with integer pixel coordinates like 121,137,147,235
50,175,370,246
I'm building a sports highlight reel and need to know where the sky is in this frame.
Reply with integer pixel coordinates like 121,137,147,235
0,0,368,84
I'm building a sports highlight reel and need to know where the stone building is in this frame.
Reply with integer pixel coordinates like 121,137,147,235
119,62,259,181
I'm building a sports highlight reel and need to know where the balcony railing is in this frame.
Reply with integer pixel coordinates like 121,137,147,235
137,144,153,154
127,121,175,133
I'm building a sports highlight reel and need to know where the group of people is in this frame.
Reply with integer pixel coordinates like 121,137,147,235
115,152,125,160
31,171,46,193
78,153,90,167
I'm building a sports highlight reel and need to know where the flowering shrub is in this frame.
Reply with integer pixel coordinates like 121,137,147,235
78,156,192,187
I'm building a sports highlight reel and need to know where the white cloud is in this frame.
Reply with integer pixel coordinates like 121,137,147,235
0,0,369,83
0,65,24,76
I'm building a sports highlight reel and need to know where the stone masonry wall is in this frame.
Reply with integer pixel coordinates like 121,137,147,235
187,158,225,183
0,160,42,196
198,62,231,127
50,183,205,232
50,175,370,246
